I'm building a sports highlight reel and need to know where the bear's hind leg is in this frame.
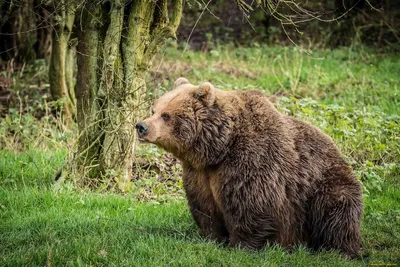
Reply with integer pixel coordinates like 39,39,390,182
308,174,363,258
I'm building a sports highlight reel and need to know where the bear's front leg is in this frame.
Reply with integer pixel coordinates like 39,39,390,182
221,172,282,250
183,167,229,243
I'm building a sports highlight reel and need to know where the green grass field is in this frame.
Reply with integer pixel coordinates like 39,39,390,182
1,45,399,266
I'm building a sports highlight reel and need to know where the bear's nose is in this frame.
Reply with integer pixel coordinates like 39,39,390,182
136,122,148,137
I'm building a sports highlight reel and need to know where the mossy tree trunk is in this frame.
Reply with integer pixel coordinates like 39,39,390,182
49,0,76,126
70,0,183,190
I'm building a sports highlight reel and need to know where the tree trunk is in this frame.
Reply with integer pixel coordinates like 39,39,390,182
69,0,183,190
48,1,76,126
0,0,38,62
34,0,53,62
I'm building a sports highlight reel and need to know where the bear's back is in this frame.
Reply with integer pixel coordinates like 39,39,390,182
229,90,352,187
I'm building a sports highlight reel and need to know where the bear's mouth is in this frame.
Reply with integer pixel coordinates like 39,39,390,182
138,137,148,143
138,135,161,144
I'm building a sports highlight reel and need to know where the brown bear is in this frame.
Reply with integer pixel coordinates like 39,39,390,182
136,78,363,258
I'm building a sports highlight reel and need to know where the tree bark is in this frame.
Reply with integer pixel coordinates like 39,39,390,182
69,0,183,190
48,0,76,126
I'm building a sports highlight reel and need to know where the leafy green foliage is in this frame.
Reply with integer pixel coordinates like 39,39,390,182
277,97,399,165
0,59,73,151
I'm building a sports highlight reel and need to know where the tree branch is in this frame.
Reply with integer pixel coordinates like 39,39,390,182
141,0,183,68
170,0,183,33
123,1,156,82
98,0,124,97
152,0,168,31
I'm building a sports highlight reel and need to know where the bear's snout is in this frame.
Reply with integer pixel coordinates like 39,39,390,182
136,122,148,138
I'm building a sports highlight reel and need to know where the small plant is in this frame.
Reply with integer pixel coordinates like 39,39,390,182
0,101,72,150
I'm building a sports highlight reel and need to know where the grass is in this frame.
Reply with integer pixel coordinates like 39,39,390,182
152,44,400,115
1,44,400,266
0,151,399,266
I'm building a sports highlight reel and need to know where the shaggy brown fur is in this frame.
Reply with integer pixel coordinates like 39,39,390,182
136,78,363,258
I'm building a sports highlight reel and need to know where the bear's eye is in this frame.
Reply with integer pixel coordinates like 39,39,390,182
161,113,170,121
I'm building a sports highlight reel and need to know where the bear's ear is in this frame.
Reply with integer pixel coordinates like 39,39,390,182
194,82,215,105
173,77,189,89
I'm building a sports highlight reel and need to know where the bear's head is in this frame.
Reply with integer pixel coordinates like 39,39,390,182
136,78,235,168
